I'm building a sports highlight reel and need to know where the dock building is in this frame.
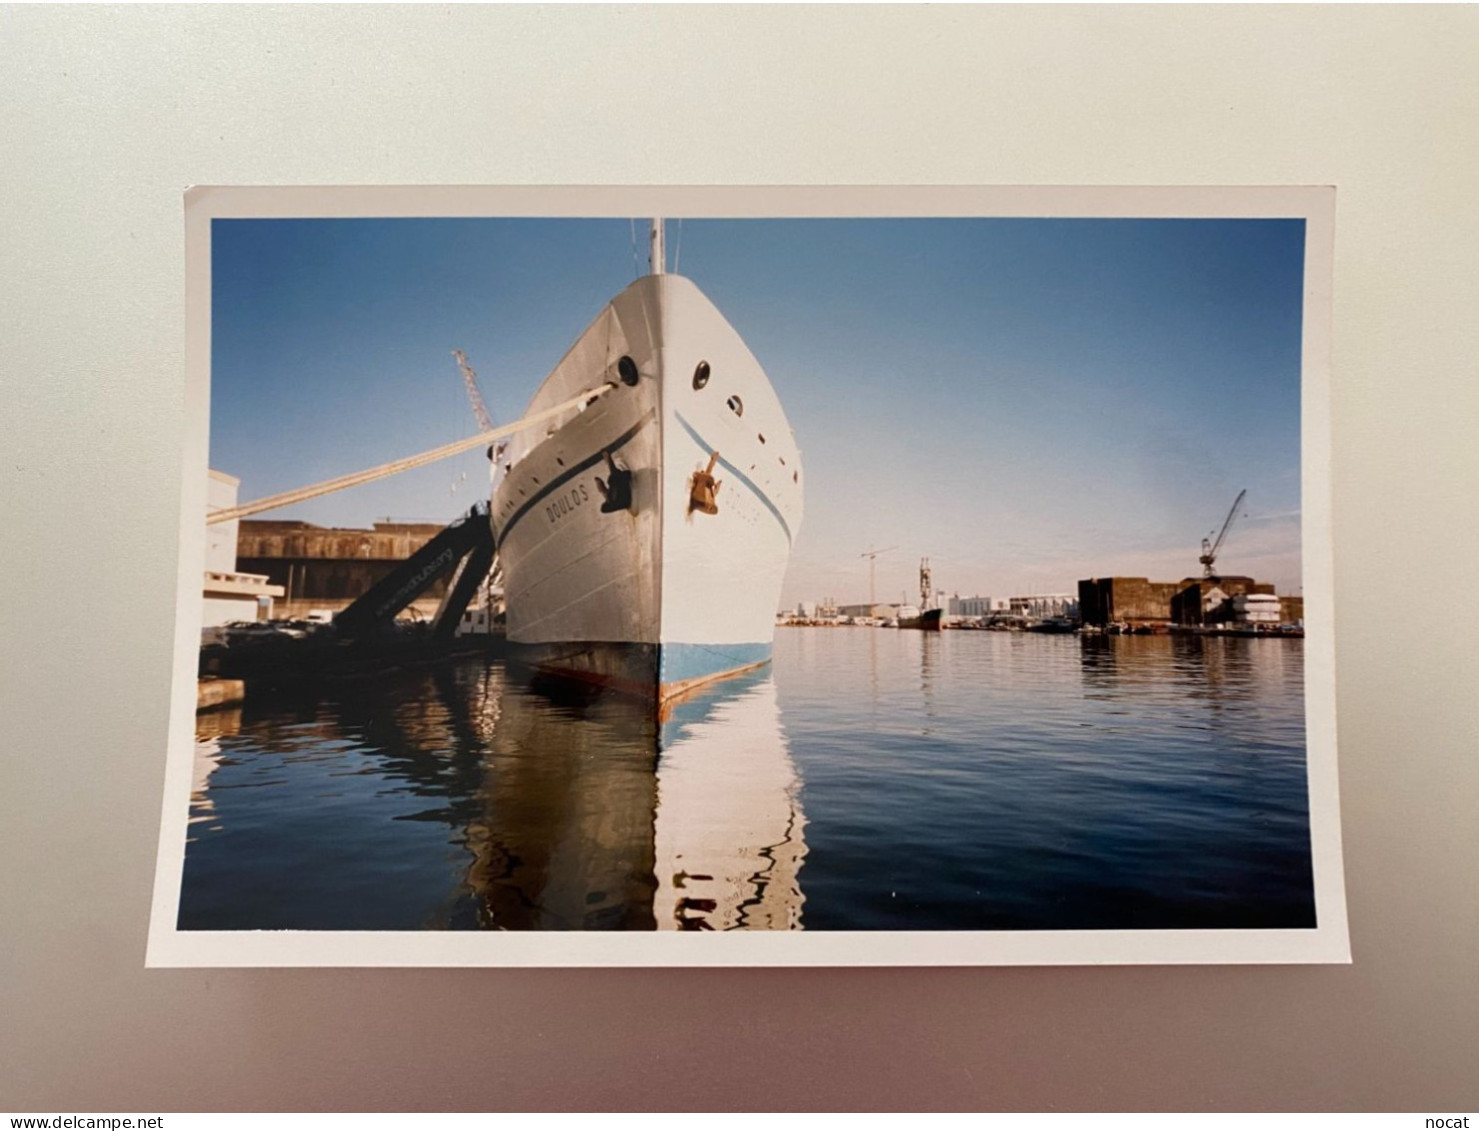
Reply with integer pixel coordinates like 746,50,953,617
236,518,450,621
948,595,1003,618
1078,575,1303,630
836,603,899,621
948,594,1079,621
1008,594,1078,620
203,470,284,626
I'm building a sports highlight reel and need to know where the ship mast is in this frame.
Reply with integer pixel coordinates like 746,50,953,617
649,218,666,276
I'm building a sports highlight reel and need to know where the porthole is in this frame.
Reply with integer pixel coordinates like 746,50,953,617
758,433,766,444
618,355,640,386
693,360,711,390
727,395,744,417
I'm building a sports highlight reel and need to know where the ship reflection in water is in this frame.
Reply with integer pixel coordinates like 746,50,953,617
181,631,1313,932
655,676,805,930
180,663,805,931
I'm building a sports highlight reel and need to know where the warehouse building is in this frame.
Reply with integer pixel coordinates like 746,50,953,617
1078,575,1301,630
236,517,451,621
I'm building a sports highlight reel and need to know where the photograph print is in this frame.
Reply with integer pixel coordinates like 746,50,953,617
149,186,1346,966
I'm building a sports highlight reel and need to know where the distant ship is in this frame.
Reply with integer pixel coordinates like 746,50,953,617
491,221,803,705
900,557,945,631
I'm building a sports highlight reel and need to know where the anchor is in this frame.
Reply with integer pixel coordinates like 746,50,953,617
595,450,634,514
688,451,721,515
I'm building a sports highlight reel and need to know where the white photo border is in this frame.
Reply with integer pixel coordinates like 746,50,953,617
148,184,1345,968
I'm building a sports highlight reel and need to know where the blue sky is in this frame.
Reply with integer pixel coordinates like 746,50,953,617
211,216,1306,604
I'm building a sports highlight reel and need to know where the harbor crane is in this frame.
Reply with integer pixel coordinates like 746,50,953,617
452,349,507,468
451,349,494,433
1199,489,1248,578
860,545,898,609
450,350,507,613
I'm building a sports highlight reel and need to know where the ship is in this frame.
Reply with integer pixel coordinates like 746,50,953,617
490,220,803,706
900,557,946,631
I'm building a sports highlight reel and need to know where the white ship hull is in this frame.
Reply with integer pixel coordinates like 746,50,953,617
491,274,803,702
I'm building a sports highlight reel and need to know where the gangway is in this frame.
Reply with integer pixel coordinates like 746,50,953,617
333,503,496,640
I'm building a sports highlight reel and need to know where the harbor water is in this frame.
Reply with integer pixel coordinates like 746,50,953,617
179,629,1315,932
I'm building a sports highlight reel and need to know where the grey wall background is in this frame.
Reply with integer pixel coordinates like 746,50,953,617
2,6,1475,1112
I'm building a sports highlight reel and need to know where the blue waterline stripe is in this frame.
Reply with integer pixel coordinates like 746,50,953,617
494,413,652,546
660,641,773,686
674,412,793,545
